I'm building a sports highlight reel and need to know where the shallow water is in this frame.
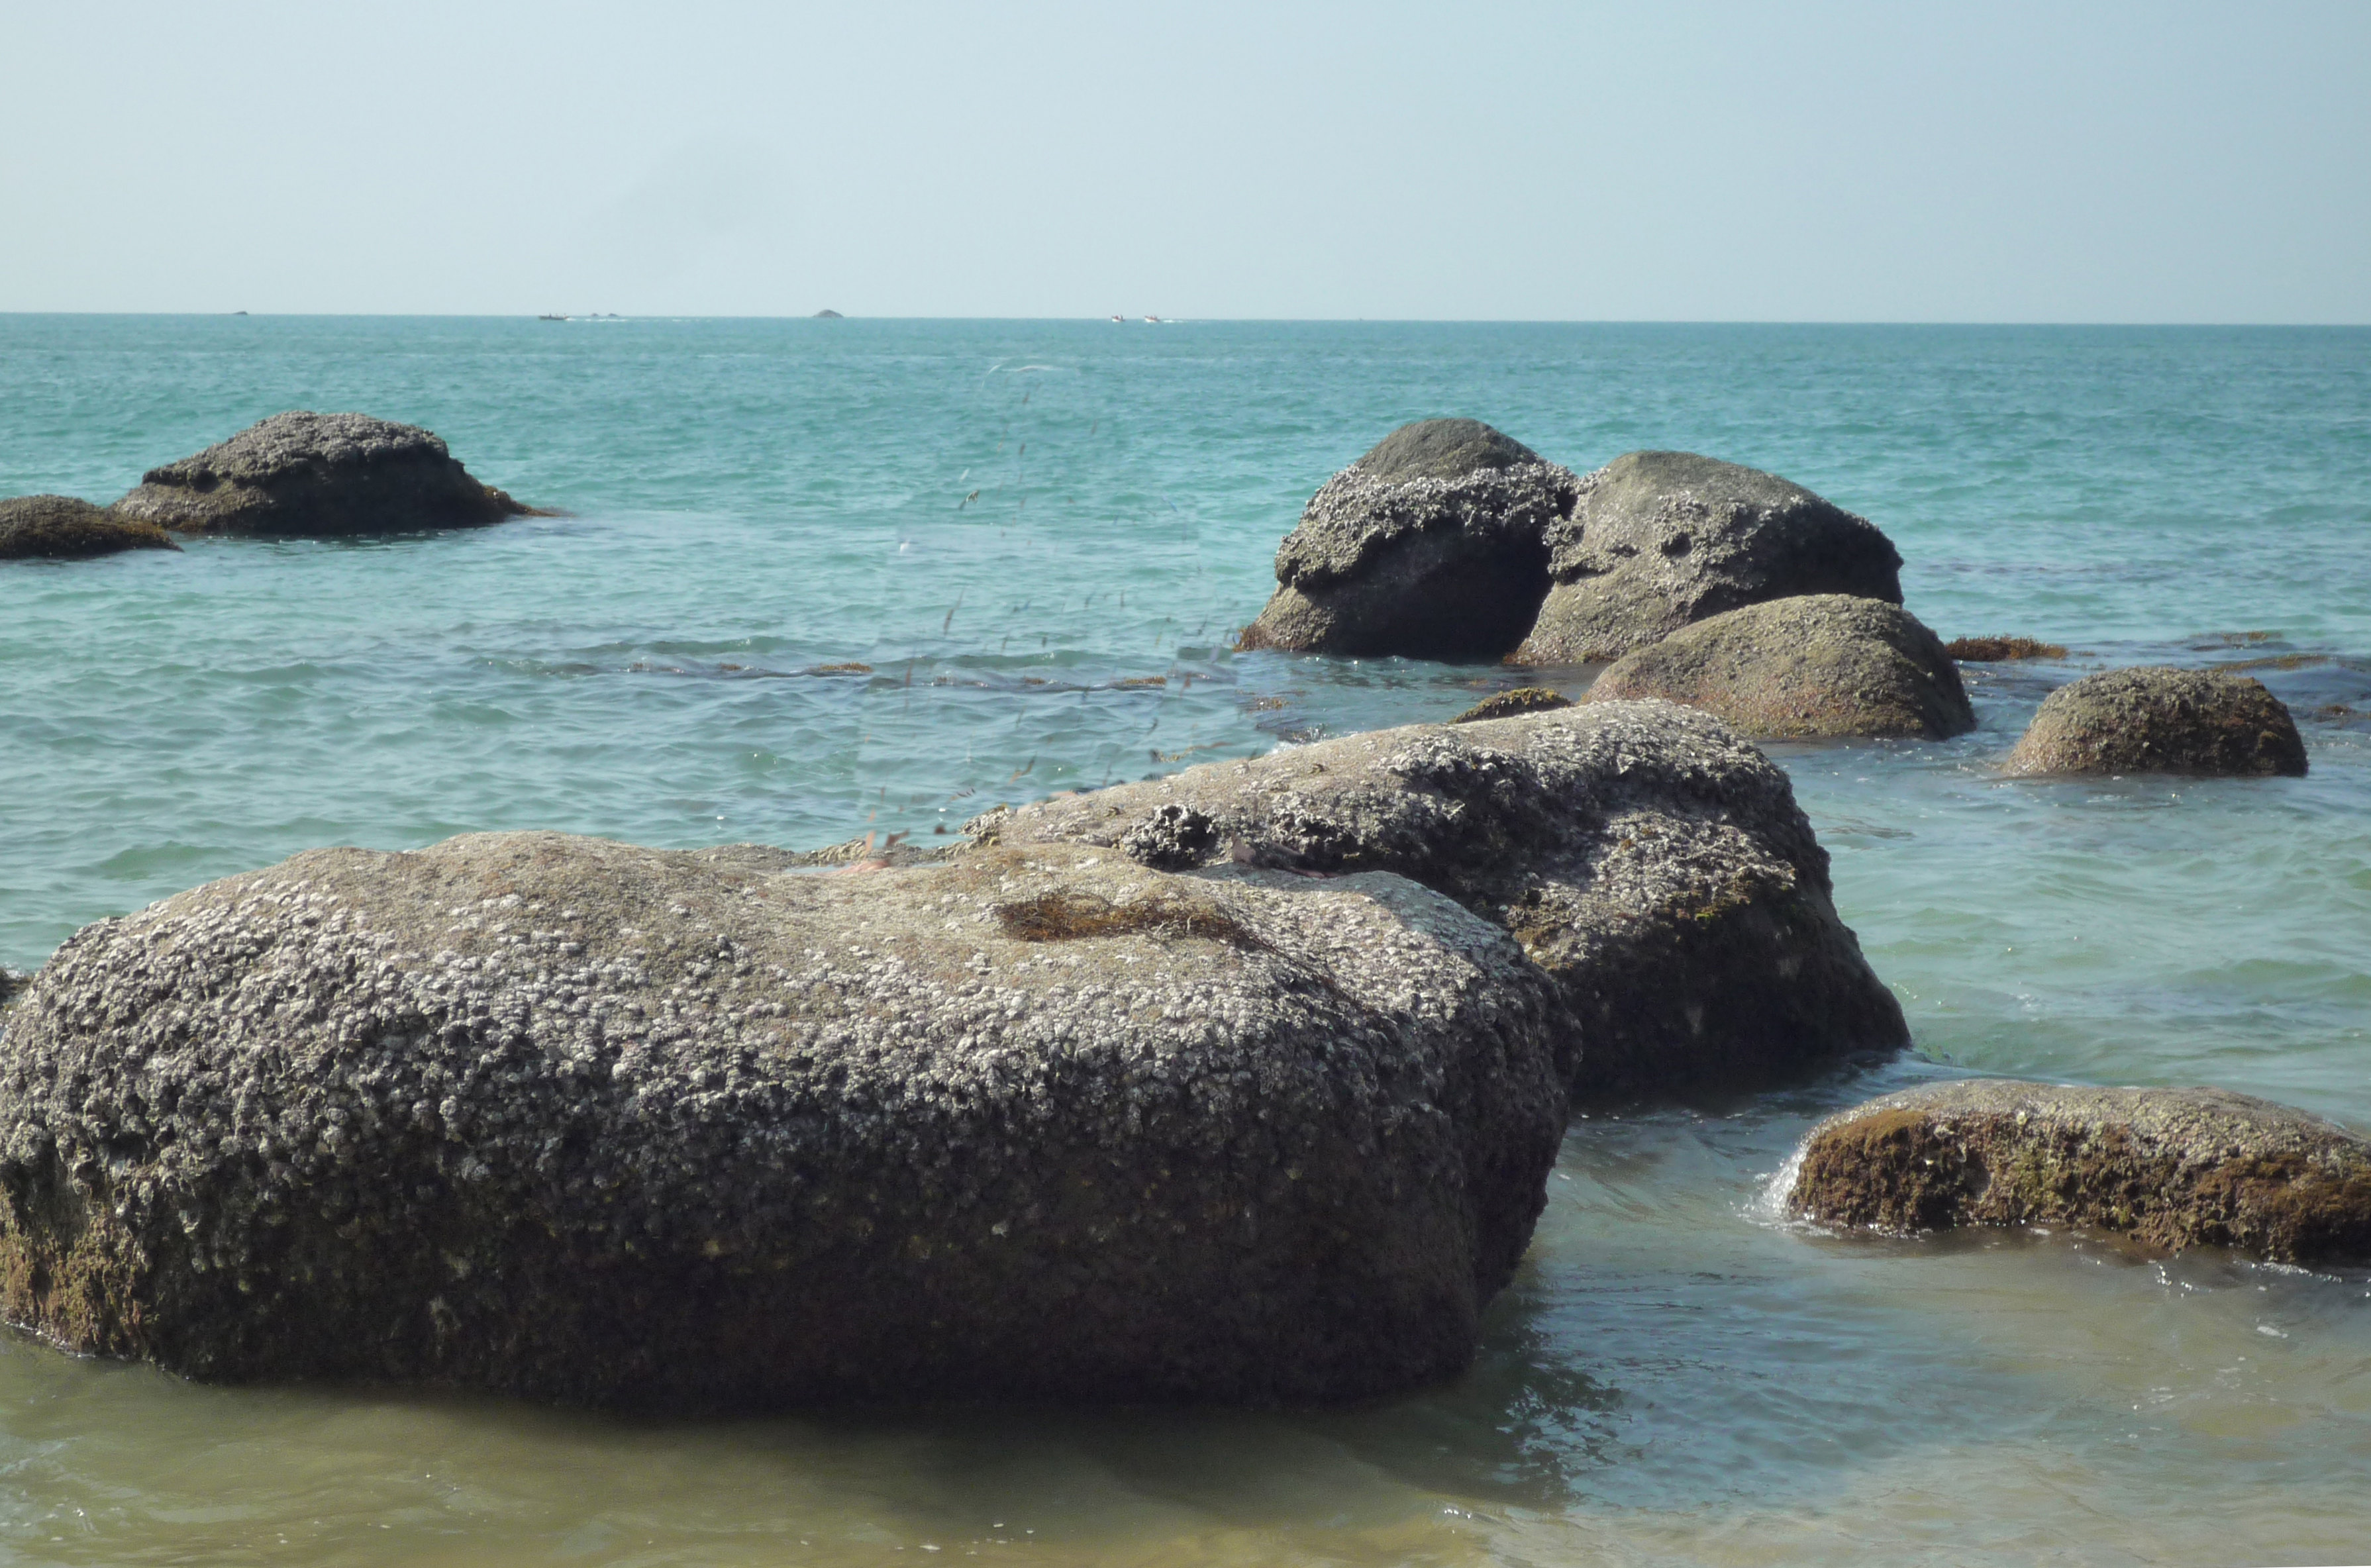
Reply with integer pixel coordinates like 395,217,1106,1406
2,317,2368,1565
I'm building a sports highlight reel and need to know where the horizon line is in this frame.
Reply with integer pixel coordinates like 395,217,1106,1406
4,311,2370,330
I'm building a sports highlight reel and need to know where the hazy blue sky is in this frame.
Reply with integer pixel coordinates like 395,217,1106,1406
5,1,2365,320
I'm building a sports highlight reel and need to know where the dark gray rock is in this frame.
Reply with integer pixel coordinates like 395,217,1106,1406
1790,1079,2371,1263
0,832,1561,1409
1513,452,1904,663
110,412,540,537
1588,595,1974,740
0,495,179,561
1238,420,1576,660
968,703,1908,1099
2006,666,2307,777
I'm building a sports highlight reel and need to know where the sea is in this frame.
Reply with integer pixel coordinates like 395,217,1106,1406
2,316,2368,1566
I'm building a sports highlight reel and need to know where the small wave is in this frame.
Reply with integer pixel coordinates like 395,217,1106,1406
1746,1142,1816,1230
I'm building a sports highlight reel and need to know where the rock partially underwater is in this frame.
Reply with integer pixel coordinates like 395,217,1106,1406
0,495,178,561
2006,666,2307,777
968,703,1909,1099
0,832,1562,1409
1515,452,1905,664
1238,419,1575,660
111,411,540,538
1587,595,1974,740
1790,1080,2371,1265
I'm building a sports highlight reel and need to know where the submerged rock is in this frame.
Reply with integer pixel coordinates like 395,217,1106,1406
1790,1080,2371,1264
1450,687,1572,724
1588,595,1974,740
2005,666,2307,777
1514,452,1904,663
1238,419,1575,660
1946,635,2066,662
0,832,1560,1409
0,495,179,561
110,412,540,537
968,702,1908,1099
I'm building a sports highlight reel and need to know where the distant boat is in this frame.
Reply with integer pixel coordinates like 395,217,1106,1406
538,313,568,322
1143,315,1161,324
1110,314,1125,322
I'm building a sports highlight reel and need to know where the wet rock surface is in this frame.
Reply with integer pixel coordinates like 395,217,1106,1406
1790,1079,2371,1264
969,703,1909,1099
1588,595,1974,740
1515,452,1904,663
0,495,179,561
0,832,1561,1410
2006,666,2307,777
110,412,538,538
1238,420,1575,660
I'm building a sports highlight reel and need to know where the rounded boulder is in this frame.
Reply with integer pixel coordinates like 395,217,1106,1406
970,701,1910,1100
1790,1079,2371,1264
1586,595,1974,740
110,411,540,537
0,833,1562,1410
1238,420,1575,661
2006,666,2307,777
1514,452,1904,663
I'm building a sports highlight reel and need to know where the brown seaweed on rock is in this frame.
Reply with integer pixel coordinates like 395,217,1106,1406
1790,1080,2371,1264
0,495,179,561
1945,635,2067,662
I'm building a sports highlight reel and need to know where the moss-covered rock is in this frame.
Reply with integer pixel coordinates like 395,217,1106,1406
968,702,1908,1100
1587,595,1974,740
1790,1080,2371,1263
0,833,1560,1410
0,495,179,561
110,411,541,537
1238,420,1574,660
1513,452,1903,663
1450,687,1572,724
2006,666,2307,777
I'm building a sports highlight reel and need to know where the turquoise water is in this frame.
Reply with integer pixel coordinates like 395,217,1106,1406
2,317,2369,1565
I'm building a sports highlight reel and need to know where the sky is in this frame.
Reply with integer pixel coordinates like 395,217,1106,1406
3,0,2366,322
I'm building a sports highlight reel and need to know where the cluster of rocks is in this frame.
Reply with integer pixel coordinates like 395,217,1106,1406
0,701,1911,1407
1243,418,2311,777
0,414,2352,1417
1236,421,2356,1267
1,411,539,560
1243,420,1964,740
